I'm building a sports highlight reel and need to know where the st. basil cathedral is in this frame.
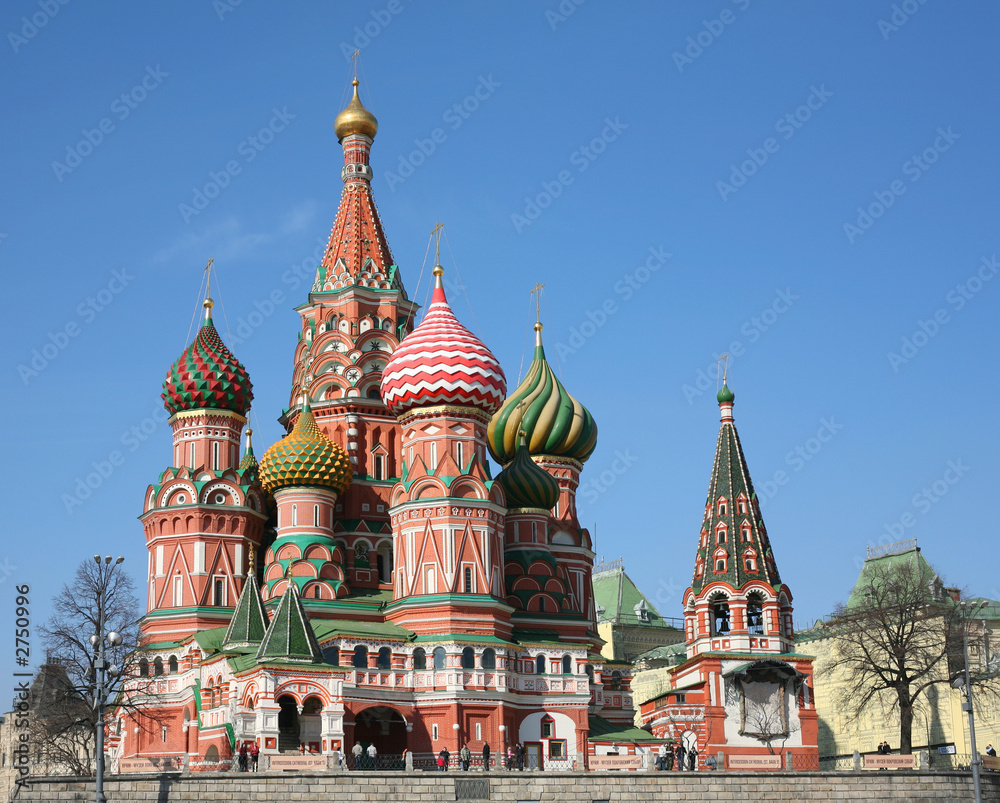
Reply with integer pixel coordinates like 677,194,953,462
117,79,817,771
117,80,624,770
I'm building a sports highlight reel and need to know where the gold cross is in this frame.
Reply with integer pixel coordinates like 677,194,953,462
530,282,545,323
718,354,730,385
351,50,360,80
205,258,214,297
430,222,444,264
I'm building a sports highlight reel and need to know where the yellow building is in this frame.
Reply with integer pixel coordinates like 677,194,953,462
796,540,1000,761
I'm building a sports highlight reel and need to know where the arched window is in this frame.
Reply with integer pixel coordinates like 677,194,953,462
413,647,426,670
481,648,496,670
535,655,546,675
461,647,475,669
433,647,446,670
153,657,164,676
562,654,572,675
377,647,391,670
323,645,340,666
367,387,381,400
609,670,622,691
716,528,727,544
746,593,765,635
353,645,368,668
712,599,731,635
585,664,594,685
138,658,149,677
168,655,178,674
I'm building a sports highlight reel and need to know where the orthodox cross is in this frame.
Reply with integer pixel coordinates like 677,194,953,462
530,282,545,323
430,221,444,264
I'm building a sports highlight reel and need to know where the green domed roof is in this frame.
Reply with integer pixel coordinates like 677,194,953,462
496,437,560,510
717,383,735,404
487,325,597,464
258,399,352,495
162,302,253,416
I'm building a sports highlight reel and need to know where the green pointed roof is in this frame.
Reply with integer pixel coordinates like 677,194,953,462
592,563,676,629
255,581,323,663
238,428,259,483
691,387,781,595
487,323,597,464
843,540,942,612
222,570,269,651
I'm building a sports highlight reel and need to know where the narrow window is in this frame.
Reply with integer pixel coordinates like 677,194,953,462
433,647,446,669
378,647,391,670
373,454,384,481
538,596,546,612
214,578,225,606
432,724,439,741
476,723,482,741
716,558,726,572
536,655,546,675
463,566,473,593
456,441,464,468
189,442,195,467
413,648,426,670
173,576,183,606
541,715,554,738
429,442,437,469
292,504,297,526
482,648,496,670
461,647,475,669
314,505,320,527
168,656,178,673
353,646,368,668
717,529,727,544
162,726,168,743
212,441,219,470
562,654,572,674
718,501,727,516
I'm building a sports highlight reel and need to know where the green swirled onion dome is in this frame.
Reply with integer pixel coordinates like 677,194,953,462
162,299,253,416
487,323,597,464
717,383,735,404
258,398,352,495
496,437,560,510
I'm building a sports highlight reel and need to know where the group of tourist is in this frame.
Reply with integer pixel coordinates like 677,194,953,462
655,742,697,771
236,741,259,772
352,741,379,769
442,742,529,771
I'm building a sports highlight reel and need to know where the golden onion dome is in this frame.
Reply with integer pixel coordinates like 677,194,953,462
334,79,378,141
258,397,352,495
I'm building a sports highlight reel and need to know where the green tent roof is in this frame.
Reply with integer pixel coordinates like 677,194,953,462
256,583,323,663
592,565,676,629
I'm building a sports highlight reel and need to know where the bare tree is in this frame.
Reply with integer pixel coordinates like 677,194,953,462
739,686,800,754
824,555,996,754
36,559,161,773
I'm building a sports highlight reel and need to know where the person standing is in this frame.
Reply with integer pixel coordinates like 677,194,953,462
237,742,248,772
656,743,667,771
688,747,698,771
366,742,378,770
459,744,471,771
664,744,674,771
440,747,450,771
516,742,525,771
249,741,259,772
482,741,491,771
352,741,363,770
676,743,686,771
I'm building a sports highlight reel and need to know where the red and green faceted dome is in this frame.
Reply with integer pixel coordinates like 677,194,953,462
258,402,352,495
162,317,253,416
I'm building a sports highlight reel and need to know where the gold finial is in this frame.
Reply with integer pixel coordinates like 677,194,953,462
718,353,730,387
530,282,545,324
351,49,360,80
203,258,215,319
334,66,378,140
246,428,253,448
430,222,445,288
248,547,255,572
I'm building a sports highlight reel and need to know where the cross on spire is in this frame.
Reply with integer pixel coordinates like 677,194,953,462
530,282,545,324
351,49,360,80
431,221,444,265
717,353,730,387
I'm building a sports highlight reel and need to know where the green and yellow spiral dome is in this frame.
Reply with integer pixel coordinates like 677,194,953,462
258,398,352,495
496,435,560,510
487,323,597,464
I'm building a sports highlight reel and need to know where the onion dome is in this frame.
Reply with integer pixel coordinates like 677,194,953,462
334,79,378,141
487,323,597,464
162,298,253,416
496,434,560,510
380,266,507,417
717,383,735,404
258,396,352,495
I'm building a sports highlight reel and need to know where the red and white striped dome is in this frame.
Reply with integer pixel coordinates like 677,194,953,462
380,267,507,417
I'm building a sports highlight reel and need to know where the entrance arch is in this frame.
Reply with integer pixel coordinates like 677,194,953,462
352,706,408,766
277,695,300,753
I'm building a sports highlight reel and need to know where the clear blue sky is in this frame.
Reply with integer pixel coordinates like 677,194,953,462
2,1,999,687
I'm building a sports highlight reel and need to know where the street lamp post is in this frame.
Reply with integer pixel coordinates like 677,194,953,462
957,599,987,803
91,555,124,803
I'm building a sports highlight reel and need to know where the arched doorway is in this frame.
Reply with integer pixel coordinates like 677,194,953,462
300,696,323,752
277,695,300,753
352,706,408,766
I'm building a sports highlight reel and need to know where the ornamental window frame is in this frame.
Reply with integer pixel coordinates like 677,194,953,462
717,497,728,516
